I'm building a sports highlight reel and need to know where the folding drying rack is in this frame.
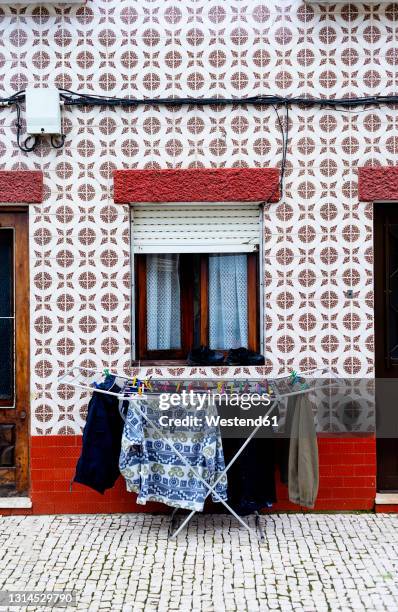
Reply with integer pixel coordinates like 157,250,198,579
58,366,336,541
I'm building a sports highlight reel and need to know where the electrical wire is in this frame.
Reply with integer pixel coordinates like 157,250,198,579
5,89,398,190
50,134,66,149
58,90,398,110
280,102,289,201
15,102,37,153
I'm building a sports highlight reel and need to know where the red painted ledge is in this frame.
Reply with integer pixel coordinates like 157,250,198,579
0,170,43,203
114,168,280,203
358,166,398,202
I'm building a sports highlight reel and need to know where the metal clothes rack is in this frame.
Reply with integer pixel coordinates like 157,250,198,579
58,366,336,541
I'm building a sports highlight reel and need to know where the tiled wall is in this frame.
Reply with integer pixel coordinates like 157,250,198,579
0,1,396,433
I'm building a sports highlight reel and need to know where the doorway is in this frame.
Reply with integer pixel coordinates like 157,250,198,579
374,203,398,491
0,210,29,496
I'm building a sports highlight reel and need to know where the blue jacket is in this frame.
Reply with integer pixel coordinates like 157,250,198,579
73,376,123,494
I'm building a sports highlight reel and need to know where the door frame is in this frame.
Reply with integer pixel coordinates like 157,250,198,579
0,207,30,495
373,201,398,377
373,201,398,491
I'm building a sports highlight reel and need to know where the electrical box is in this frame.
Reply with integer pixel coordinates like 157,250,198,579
25,87,62,136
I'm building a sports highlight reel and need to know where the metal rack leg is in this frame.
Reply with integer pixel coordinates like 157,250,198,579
169,401,278,540
254,511,265,541
169,424,262,539
168,507,180,536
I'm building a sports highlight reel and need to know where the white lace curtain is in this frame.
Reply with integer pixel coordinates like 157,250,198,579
146,254,181,350
209,254,248,349
146,253,248,351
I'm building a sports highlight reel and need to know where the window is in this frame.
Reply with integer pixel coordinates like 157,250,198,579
0,229,14,401
135,252,259,361
132,202,261,362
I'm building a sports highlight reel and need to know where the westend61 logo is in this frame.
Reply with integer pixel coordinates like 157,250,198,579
157,390,277,428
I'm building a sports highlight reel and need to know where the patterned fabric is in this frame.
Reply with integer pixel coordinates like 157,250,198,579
209,254,248,349
119,397,228,511
146,254,181,350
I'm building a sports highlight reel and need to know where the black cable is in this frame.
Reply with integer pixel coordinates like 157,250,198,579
15,102,37,153
280,102,289,200
258,104,286,206
0,90,25,105
51,134,66,149
6,89,398,183
57,90,398,110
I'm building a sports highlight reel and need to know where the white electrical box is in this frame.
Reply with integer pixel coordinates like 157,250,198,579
25,87,62,136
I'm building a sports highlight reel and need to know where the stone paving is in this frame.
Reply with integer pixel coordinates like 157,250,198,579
0,513,397,611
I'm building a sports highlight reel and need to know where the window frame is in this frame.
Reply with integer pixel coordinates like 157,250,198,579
135,252,259,363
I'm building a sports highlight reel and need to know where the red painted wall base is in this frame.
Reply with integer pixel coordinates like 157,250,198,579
1,435,377,516
375,505,398,513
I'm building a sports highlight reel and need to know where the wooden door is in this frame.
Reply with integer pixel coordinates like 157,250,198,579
0,211,29,496
374,203,398,491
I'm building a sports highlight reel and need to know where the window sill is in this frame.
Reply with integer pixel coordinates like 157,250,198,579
0,497,32,509
132,360,190,366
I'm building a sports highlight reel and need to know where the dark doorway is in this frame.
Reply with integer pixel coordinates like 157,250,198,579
374,203,398,491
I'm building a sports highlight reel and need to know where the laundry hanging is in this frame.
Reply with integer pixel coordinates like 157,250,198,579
73,375,124,494
287,393,319,509
64,367,323,525
119,396,228,512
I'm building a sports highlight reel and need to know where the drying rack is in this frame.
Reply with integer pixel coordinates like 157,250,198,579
58,366,336,541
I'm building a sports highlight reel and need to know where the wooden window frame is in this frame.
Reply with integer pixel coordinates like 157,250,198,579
135,252,259,363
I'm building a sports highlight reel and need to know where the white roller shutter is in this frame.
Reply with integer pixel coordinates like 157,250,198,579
131,202,261,253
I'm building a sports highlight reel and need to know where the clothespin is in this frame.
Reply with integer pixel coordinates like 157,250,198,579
132,377,137,388
289,370,298,385
217,382,223,393
176,382,181,392
103,368,110,378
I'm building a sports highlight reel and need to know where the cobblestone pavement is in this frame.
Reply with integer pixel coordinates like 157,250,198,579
0,513,397,611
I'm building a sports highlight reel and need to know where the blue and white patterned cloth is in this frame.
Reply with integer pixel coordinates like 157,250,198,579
119,397,228,511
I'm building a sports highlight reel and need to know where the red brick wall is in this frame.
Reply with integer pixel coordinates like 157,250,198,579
4,435,375,516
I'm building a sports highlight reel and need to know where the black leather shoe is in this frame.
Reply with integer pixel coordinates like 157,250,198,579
226,347,265,366
187,346,225,366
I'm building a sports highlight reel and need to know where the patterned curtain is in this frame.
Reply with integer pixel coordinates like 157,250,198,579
209,254,248,349
146,254,181,350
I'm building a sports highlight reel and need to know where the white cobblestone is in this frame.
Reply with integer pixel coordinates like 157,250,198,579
0,514,397,611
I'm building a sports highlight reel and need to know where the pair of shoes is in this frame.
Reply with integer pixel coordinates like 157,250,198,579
187,346,224,366
225,347,265,366
187,346,265,366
